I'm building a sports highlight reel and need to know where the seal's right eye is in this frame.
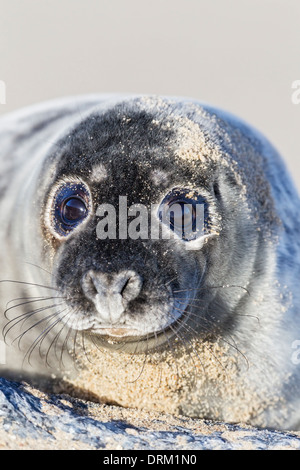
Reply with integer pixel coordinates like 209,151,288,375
158,188,209,241
50,182,91,237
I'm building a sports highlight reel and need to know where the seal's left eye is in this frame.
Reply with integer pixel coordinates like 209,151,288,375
51,182,91,237
62,197,87,225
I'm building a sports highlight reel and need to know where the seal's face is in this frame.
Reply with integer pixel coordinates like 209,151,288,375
41,99,259,353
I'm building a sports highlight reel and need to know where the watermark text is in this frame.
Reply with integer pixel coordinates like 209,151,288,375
291,340,300,365
95,196,205,250
291,80,300,105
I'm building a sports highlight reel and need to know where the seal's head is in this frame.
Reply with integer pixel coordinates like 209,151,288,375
40,96,277,354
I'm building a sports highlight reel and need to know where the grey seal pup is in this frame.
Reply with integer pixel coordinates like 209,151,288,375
0,94,299,430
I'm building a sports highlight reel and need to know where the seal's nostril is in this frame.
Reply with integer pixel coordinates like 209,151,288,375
120,278,130,296
81,271,100,300
117,272,143,303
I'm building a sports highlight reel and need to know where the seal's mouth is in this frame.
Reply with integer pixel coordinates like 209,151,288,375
87,303,192,353
90,294,189,334
91,327,146,341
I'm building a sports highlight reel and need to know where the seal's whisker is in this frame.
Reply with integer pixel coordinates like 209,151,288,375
87,332,128,370
88,333,106,355
23,261,52,276
0,279,58,291
45,310,74,367
4,297,63,320
168,320,203,382
150,363,163,397
24,311,69,367
159,325,180,383
221,336,250,370
126,335,149,384
164,276,179,287
171,305,227,376
175,300,206,310
168,318,207,380
174,285,250,296
174,303,260,333
154,260,181,286
174,302,246,334
71,328,80,370
172,305,215,336
170,309,229,379
5,295,53,310
46,320,68,368
173,302,250,370
68,307,85,371
114,338,132,354
123,338,143,368
39,310,70,362
81,330,94,365
234,313,260,323
87,332,127,370
59,320,75,369
183,305,250,368
175,296,206,303
13,308,64,349
3,302,64,342
20,305,62,332
150,331,164,396
173,303,244,371
175,297,259,323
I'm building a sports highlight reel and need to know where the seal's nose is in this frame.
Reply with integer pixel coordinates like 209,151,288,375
81,270,143,323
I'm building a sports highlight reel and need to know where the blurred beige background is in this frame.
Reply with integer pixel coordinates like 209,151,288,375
0,0,300,187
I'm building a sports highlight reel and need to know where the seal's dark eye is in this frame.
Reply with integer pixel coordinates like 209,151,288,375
51,182,91,237
62,197,87,225
159,188,208,241
165,201,194,231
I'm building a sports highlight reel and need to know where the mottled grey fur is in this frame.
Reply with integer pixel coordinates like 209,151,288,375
0,95,300,430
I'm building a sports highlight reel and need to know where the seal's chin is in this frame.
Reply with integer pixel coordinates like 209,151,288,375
88,326,171,352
